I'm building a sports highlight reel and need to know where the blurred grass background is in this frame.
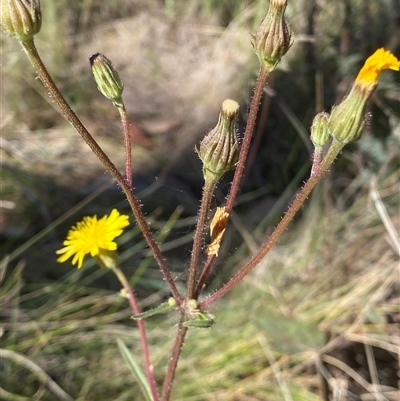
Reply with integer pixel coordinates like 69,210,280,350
1,0,399,400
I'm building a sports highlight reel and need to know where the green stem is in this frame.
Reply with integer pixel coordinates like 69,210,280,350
186,177,218,299
199,139,345,309
113,267,159,401
20,39,182,303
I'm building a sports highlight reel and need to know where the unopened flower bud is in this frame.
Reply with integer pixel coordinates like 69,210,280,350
0,0,42,43
90,53,124,108
251,0,292,70
328,89,366,144
197,99,240,181
310,112,330,148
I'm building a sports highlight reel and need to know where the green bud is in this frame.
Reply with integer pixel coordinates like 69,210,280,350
183,311,215,328
251,0,293,70
183,299,214,328
0,0,42,42
328,88,366,144
197,99,240,182
310,112,330,148
90,53,124,108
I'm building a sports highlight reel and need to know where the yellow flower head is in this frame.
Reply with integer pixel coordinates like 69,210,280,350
328,48,400,144
355,48,400,89
56,209,129,268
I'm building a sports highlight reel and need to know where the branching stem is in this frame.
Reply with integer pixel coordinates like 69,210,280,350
20,38,182,303
199,139,345,309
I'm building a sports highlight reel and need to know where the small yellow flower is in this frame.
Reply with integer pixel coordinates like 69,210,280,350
328,48,400,144
355,48,400,89
56,209,129,268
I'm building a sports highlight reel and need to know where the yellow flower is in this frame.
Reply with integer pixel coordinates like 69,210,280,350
328,48,400,144
56,209,129,268
355,48,400,88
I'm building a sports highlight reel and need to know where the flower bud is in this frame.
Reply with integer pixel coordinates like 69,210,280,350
90,53,124,107
251,0,292,70
183,300,214,328
328,89,366,144
0,0,42,42
310,112,330,148
197,99,240,181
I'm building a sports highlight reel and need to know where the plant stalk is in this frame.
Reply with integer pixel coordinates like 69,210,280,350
199,139,345,309
225,65,270,213
161,321,188,401
117,105,133,188
192,66,270,298
193,254,214,299
113,267,159,401
186,177,218,299
20,39,182,303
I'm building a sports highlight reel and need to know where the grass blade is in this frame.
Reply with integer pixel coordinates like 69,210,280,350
116,339,153,401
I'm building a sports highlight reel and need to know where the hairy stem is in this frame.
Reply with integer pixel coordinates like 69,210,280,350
21,39,182,303
186,177,218,299
310,147,323,177
113,268,159,401
117,105,133,188
225,65,270,213
192,66,270,298
161,321,188,401
199,139,345,309
193,254,215,299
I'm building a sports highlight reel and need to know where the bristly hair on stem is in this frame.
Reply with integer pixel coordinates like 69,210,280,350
18,38,182,304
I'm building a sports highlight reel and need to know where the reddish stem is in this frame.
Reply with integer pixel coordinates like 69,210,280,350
118,106,133,188
21,39,182,303
114,268,159,401
186,177,217,299
192,66,270,297
199,140,344,309
225,66,270,213
193,254,215,299
161,322,188,401
310,147,323,177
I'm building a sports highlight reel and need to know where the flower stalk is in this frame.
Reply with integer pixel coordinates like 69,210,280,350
200,138,345,309
225,66,270,213
186,100,240,299
113,267,160,401
5,0,400,397
117,105,133,188
19,38,182,302
89,53,133,188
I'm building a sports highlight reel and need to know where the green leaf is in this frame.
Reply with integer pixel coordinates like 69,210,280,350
183,311,215,328
117,339,153,401
131,298,177,319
